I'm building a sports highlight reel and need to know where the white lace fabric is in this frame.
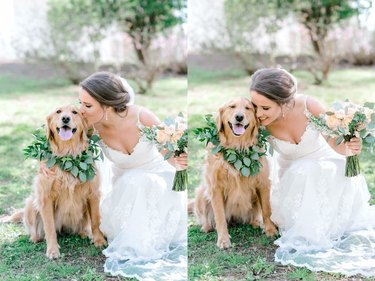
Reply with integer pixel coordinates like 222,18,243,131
267,96,375,277
96,108,187,281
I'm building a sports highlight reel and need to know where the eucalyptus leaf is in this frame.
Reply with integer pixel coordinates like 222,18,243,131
79,172,87,182
85,157,94,164
47,157,56,168
164,151,173,160
211,145,222,154
64,161,73,170
227,154,237,162
79,162,88,170
364,135,375,144
234,160,242,170
241,167,250,177
250,153,259,160
91,134,100,142
71,166,79,177
243,157,251,166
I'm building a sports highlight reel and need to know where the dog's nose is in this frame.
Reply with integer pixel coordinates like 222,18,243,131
235,114,244,122
62,116,70,124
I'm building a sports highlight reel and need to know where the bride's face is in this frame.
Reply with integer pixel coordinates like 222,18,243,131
250,90,282,126
78,87,105,126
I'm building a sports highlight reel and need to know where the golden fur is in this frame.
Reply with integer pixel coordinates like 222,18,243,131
21,105,106,258
193,97,277,249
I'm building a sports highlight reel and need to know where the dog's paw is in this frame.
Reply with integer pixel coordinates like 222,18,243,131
202,224,213,233
46,244,60,259
93,234,107,247
250,220,260,228
79,230,88,239
264,222,278,237
217,234,231,249
30,235,43,243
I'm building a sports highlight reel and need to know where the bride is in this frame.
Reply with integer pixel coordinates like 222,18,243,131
78,72,187,280
250,68,375,277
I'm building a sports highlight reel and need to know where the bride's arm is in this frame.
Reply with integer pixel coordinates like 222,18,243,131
140,108,188,170
307,97,362,156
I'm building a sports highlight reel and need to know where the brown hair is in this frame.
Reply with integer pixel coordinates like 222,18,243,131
250,68,297,105
80,72,130,113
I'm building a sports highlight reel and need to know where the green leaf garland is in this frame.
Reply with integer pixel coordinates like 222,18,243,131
23,127,103,183
193,114,270,177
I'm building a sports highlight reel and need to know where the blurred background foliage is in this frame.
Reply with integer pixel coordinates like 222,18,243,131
12,0,187,93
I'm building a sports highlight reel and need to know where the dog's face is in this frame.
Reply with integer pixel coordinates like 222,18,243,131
46,105,88,154
217,97,259,147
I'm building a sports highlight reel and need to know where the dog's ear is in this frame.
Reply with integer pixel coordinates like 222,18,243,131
46,113,55,142
216,106,225,133
249,108,259,146
79,113,89,142
217,104,229,145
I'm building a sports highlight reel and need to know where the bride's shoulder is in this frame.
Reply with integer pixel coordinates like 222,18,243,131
303,95,326,117
134,106,160,127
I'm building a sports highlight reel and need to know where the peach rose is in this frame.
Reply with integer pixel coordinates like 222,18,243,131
334,109,345,120
157,130,171,144
326,115,342,129
164,125,175,135
171,130,184,143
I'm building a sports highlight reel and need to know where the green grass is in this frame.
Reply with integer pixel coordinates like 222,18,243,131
188,67,375,280
0,73,186,280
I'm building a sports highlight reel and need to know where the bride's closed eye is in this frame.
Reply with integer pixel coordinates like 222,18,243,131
78,101,92,108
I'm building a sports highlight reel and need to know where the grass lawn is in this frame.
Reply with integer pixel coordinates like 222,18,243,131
188,67,375,281
0,73,187,281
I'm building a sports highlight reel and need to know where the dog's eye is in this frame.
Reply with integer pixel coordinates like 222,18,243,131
72,110,78,114
230,105,236,108
245,106,250,110
56,110,61,114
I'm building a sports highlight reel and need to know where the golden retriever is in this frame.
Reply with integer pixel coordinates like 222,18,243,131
193,97,277,249
17,105,106,258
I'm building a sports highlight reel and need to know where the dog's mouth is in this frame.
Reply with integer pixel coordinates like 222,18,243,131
228,122,249,136
56,126,77,141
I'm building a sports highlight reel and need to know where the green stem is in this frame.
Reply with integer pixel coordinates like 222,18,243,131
172,170,188,191
345,155,360,177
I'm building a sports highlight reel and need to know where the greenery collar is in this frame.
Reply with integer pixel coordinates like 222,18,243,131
23,127,103,183
193,114,270,177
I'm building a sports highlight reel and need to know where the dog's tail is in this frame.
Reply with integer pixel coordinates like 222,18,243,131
0,210,24,223
187,199,195,214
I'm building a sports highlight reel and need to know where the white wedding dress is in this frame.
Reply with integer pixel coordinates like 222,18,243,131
268,96,375,277
96,108,187,281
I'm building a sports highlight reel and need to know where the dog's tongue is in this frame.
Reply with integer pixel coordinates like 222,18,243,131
233,124,245,135
59,128,73,140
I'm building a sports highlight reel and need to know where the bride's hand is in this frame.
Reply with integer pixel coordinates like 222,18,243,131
345,137,362,156
169,153,188,171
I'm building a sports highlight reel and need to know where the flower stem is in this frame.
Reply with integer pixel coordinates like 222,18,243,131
172,170,188,191
345,155,361,177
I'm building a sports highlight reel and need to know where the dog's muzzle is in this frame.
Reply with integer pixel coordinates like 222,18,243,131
228,120,249,136
56,126,77,141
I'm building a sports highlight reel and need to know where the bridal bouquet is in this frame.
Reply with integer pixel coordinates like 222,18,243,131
141,113,188,191
308,101,375,177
